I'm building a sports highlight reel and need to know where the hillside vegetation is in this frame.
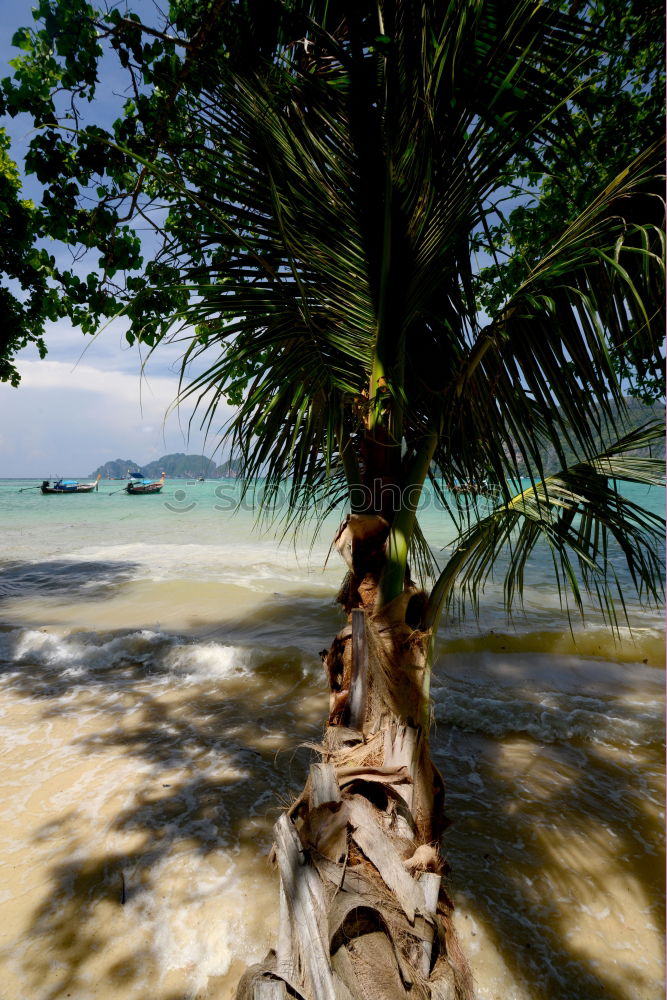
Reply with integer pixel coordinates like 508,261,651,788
92,454,241,479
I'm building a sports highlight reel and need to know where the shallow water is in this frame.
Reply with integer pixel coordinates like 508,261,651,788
0,478,664,999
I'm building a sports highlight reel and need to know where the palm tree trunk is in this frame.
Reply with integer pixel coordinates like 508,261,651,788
237,530,474,1000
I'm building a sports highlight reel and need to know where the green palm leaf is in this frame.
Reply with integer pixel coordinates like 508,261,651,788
423,423,665,630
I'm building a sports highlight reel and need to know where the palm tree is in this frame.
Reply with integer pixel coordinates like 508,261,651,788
104,2,664,996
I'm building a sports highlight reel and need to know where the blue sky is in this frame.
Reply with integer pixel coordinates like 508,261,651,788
0,0,234,476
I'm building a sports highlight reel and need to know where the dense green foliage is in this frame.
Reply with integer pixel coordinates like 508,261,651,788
0,0,664,394
0,128,52,385
473,0,666,405
1,0,665,623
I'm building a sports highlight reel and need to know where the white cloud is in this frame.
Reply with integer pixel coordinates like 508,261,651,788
17,314,196,379
0,358,234,477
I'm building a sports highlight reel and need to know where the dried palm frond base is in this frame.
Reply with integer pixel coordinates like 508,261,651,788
236,611,474,1000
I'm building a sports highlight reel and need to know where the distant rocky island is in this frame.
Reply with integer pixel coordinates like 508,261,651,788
92,453,241,479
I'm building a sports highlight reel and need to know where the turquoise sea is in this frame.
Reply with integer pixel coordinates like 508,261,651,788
0,477,664,1000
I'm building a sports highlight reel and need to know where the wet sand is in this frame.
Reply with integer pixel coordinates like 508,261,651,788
1,479,664,999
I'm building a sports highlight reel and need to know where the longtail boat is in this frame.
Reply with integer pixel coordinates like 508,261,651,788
41,474,101,494
126,472,165,495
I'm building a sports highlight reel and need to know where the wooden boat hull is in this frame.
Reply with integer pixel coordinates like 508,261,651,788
40,483,98,494
125,483,164,495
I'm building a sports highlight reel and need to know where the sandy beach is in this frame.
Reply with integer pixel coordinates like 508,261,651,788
0,478,664,999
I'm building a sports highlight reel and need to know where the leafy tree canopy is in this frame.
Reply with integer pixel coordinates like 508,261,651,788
0,0,664,397
473,0,666,404
0,126,53,385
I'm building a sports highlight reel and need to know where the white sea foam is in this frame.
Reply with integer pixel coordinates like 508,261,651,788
132,853,272,993
162,641,255,681
0,627,262,685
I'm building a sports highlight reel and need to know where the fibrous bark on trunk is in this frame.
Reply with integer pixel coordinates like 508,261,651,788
237,520,473,1000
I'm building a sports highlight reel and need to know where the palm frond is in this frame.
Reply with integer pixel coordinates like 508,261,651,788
426,146,665,498
408,518,442,590
423,423,665,630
